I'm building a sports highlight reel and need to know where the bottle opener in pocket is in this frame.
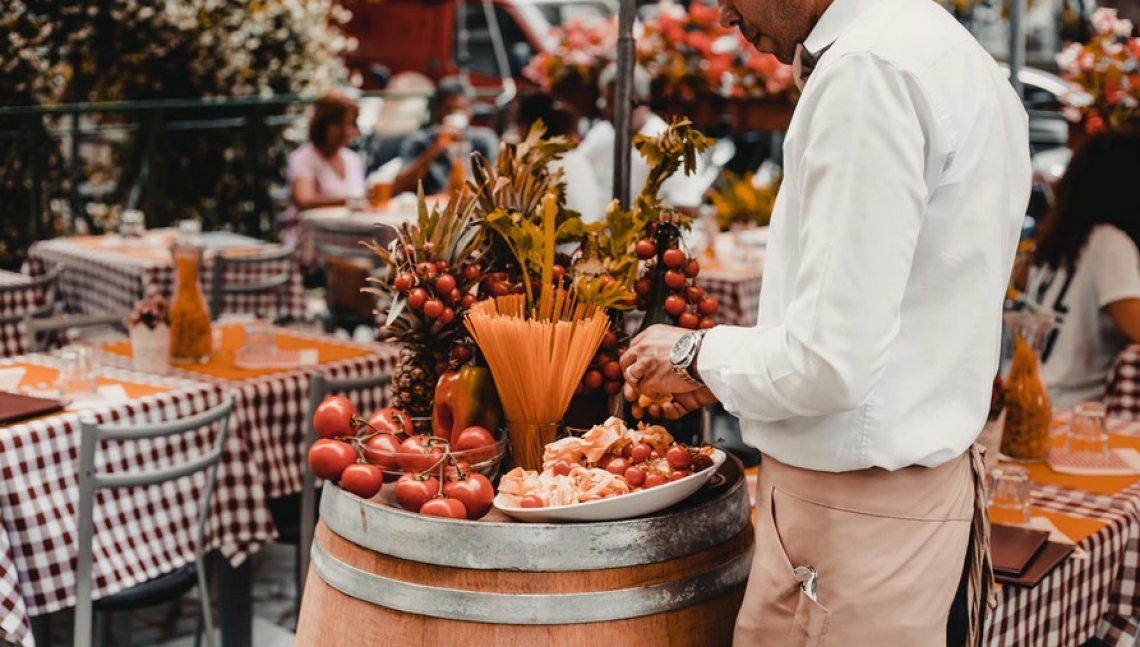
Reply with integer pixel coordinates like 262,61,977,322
794,565,818,602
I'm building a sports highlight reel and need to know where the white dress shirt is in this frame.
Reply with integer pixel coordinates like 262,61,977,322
696,0,1031,472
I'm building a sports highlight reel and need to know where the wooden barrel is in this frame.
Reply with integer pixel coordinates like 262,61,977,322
297,456,754,646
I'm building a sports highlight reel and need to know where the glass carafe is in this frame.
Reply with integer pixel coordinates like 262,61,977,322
1000,311,1054,462
168,244,212,364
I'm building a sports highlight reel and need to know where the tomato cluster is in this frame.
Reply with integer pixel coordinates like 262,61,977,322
635,235,718,330
390,251,482,366
576,327,625,397
307,396,499,520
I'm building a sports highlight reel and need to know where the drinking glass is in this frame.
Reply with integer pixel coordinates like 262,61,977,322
987,465,1032,526
58,347,97,402
1064,401,1111,458
242,320,276,355
119,209,146,238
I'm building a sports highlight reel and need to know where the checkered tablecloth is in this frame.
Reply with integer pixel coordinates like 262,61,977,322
700,266,763,328
25,233,306,320
297,206,410,268
0,358,275,647
0,271,47,359
1105,344,1140,420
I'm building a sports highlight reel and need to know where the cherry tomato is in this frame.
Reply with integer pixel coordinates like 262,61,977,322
692,454,715,472
644,474,668,488
634,278,652,297
363,433,402,470
698,297,719,316
665,295,686,317
340,463,383,499
602,361,622,381
434,259,449,273
423,299,445,320
446,288,463,304
313,396,357,439
452,343,474,362
620,445,634,460
684,259,700,278
665,270,686,290
452,426,497,464
490,281,511,298
308,439,357,481
684,285,704,304
396,435,445,472
393,273,413,293
407,288,428,310
416,262,437,279
678,312,700,330
394,474,440,512
420,497,467,519
366,408,414,435
442,474,495,520
603,380,622,395
462,265,481,282
605,457,630,476
460,294,477,310
670,470,691,481
437,307,456,325
601,330,618,349
584,369,604,390
553,459,573,477
624,466,646,487
520,494,546,508
635,239,657,260
666,445,692,470
630,443,652,463
699,317,716,330
663,248,686,269
435,274,457,295
552,264,565,282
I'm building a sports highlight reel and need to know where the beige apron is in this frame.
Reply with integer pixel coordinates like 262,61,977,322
734,445,993,646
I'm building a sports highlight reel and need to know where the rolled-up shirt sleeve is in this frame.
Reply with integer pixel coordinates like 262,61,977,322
697,53,935,421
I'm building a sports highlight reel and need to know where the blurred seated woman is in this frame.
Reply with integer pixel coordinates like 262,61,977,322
1026,132,1140,407
281,92,365,244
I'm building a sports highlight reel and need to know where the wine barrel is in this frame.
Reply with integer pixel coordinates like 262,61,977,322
297,456,754,646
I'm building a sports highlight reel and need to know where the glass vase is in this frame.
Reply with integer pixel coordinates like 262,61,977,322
1000,311,1054,462
169,245,212,365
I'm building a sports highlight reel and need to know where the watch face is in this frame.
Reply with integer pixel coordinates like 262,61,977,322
671,334,694,366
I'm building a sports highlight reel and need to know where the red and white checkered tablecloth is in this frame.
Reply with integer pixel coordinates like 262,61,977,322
0,270,48,359
700,266,763,328
1105,344,1140,420
25,233,306,320
297,206,409,268
0,358,276,647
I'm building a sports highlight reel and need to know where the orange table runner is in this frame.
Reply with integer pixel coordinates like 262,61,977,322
102,325,377,382
1001,433,1140,496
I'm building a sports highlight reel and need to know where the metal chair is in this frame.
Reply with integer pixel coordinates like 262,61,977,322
23,313,128,353
0,264,61,326
209,244,297,323
296,373,392,601
73,395,234,647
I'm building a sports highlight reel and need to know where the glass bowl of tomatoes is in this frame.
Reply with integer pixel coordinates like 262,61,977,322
360,424,508,482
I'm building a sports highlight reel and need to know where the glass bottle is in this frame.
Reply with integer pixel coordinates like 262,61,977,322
168,244,213,364
1000,311,1054,462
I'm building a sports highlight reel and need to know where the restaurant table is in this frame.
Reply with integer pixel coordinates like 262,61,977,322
0,270,45,358
699,263,764,328
0,356,266,647
25,230,306,320
1104,344,1140,420
298,204,415,268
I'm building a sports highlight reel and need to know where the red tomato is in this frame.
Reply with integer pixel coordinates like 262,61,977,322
678,312,700,330
395,474,440,512
397,435,446,473
630,444,652,463
552,459,573,476
669,470,691,481
443,474,495,519
453,426,497,464
664,270,686,290
393,273,413,293
420,497,468,519
634,278,652,296
460,294,477,310
635,239,657,260
663,248,686,269
407,288,428,310
490,281,511,298
367,408,414,435
684,285,704,304
435,259,450,273
667,445,692,470
313,396,357,439
520,495,545,508
363,433,401,470
340,463,383,499
423,299,445,320
584,369,604,390
684,259,700,278
436,307,455,325
698,297,719,316
552,264,565,282
665,295,686,317
620,444,634,460
601,330,618,350
308,439,357,481
435,274,457,295
416,262,437,279
605,457,630,476
597,453,619,470
699,317,716,330
462,265,481,282
644,474,668,488
624,466,646,487
603,380,623,395
602,361,623,381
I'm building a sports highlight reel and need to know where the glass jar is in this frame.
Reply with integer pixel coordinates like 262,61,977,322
1000,311,1054,462
168,245,212,364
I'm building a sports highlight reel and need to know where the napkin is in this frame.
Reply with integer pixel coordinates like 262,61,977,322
1047,447,1140,476
0,368,26,392
62,385,131,411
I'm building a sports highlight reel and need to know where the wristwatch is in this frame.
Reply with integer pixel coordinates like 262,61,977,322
670,329,707,384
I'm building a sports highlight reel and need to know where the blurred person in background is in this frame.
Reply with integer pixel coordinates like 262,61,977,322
1027,132,1140,407
282,91,366,245
515,93,604,222
578,64,707,212
393,77,499,196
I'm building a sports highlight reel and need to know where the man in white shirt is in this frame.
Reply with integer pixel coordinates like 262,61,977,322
619,0,1031,642
578,64,708,210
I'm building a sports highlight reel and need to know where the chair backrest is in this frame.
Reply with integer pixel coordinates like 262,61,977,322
23,313,127,353
0,265,61,326
298,373,392,596
209,244,297,320
73,395,234,646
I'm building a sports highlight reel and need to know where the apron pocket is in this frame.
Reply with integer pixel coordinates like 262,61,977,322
792,589,832,644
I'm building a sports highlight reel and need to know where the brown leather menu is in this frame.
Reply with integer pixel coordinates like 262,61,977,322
991,524,1050,576
0,392,64,426
995,541,1075,587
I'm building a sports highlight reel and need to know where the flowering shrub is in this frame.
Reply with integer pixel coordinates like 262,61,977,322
708,168,781,231
523,17,618,93
1057,7,1140,134
126,294,171,330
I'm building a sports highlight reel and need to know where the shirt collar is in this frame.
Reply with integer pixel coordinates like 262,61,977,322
802,0,884,57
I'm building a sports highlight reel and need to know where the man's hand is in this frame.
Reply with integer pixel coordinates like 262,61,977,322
623,383,720,420
619,324,719,419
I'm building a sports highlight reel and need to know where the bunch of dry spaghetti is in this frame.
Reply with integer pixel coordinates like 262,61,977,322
465,290,609,470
